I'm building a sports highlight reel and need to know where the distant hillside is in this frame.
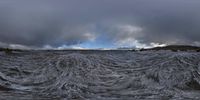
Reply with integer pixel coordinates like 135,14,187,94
0,48,24,54
139,45,200,52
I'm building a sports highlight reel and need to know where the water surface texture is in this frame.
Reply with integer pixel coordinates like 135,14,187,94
0,50,200,100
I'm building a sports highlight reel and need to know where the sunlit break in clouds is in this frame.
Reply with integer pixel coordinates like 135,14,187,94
0,0,200,49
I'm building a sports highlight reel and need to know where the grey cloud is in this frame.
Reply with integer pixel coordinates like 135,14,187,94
0,0,200,48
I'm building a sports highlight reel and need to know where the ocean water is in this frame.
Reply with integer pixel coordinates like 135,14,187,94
0,50,200,100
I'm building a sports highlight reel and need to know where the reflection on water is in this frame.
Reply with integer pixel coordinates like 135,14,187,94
0,50,200,100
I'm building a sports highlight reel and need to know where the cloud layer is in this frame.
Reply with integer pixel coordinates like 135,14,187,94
0,0,200,49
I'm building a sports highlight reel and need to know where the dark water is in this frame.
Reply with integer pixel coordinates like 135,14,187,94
0,50,200,100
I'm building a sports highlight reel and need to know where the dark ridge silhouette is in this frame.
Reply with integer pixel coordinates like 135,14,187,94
0,45,200,53
0,48,24,54
139,45,200,52
0,48,13,54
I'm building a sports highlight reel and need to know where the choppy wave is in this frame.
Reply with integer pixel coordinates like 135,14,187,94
0,50,200,100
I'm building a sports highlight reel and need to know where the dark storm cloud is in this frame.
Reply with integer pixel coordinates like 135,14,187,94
0,0,200,48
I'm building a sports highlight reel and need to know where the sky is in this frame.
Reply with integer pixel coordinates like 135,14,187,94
0,0,200,49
